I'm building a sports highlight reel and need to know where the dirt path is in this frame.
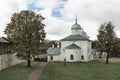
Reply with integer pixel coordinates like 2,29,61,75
28,62,46,80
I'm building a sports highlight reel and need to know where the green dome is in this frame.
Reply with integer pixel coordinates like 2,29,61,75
71,23,81,30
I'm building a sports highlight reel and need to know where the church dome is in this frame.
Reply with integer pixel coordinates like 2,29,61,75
71,23,81,30
71,16,81,30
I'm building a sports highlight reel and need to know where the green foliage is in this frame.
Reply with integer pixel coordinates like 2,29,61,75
96,23,107,52
97,22,116,52
96,22,116,63
91,40,97,49
111,38,120,57
4,10,46,66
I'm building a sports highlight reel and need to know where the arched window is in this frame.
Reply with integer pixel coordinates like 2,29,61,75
50,56,53,61
70,55,74,60
81,55,84,60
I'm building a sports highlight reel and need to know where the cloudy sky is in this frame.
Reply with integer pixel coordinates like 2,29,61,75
0,0,120,40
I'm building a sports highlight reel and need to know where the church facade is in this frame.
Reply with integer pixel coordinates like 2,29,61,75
47,18,93,62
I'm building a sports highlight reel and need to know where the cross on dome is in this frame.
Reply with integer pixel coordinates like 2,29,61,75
71,15,81,30
75,15,77,24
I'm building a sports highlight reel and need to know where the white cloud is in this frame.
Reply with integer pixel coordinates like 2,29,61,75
36,8,71,40
32,0,66,9
61,0,120,40
0,0,28,37
32,0,71,40
0,0,120,40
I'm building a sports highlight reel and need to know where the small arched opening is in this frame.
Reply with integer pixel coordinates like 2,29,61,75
50,56,53,61
81,55,84,60
70,55,74,60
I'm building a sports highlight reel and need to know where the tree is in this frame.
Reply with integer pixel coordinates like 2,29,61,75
96,24,106,58
4,10,46,67
97,22,116,63
105,22,116,63
111,38,120,57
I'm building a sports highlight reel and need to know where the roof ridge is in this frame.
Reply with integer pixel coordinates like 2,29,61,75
66,43,81,49
60,34,90,41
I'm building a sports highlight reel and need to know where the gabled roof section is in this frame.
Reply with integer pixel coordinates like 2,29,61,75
47,48,60,56
66,44,81,49
0,37,10,43
60,34,90,41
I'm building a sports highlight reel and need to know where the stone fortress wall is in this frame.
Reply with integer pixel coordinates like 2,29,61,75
0,53,24,70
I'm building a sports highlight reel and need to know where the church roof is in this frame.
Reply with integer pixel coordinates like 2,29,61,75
60,34,90,41
66,44,81,49
47,48,60,56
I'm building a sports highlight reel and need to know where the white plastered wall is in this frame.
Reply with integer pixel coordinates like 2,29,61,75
0,53,24,70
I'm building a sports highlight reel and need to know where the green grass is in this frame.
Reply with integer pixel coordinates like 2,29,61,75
39,59,120,80
0,61,40,80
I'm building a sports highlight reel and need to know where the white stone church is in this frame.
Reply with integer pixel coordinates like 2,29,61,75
47,18,93,62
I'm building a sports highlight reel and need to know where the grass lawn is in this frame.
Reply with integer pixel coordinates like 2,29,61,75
0,61,40,80
39,58,120,80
